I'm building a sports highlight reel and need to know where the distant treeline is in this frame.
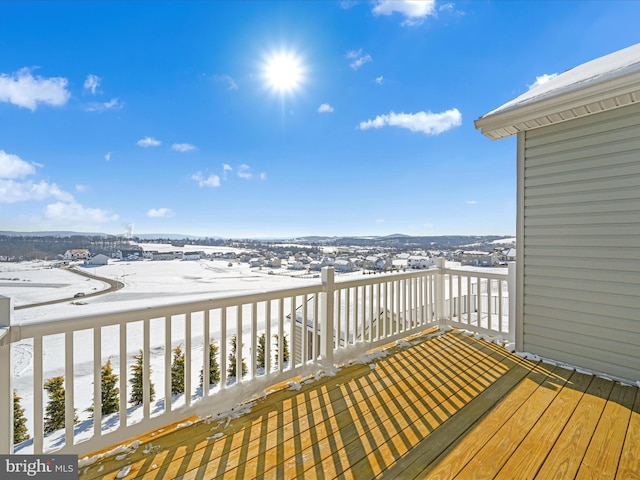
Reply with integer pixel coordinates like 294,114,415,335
0,235,132,261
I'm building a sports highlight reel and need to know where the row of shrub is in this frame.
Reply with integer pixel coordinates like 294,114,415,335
13,333,289,444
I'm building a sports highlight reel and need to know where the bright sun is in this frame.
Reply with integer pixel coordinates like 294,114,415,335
263,51,304,94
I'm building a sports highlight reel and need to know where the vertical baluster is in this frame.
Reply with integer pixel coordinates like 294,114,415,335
203,310,210,396
302,294,308,363
33,335,43,454
498,278,504,333
467,276,472,325
64,331,74,447
265,301,271,373
345,288,350,346
251,302,257,379
289,295,296,368
278,298,284,373
220,308,227,388
312,293,318,361
144,317,152,415
93,326,102,437
236,305,243,381
487,279,493,331
119,322,127,427
335,289,342,348
164,316,172,410
477,277,483,329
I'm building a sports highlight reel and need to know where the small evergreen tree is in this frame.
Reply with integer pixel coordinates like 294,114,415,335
274,333,290,368
129,350,155,406
13,390,29,444
43,376,77,434
87,359,119,418
199,339,221,387
256,333,266,370
227,335,248,379
171,345,185,395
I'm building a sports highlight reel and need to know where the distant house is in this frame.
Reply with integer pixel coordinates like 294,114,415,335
151,252,174,261
334,259,356,273
475,43,640,381
364,255,390,271
501,248,516,262
460,251,498,267
407,255,433,269
117,249,143,261
183,252,201,261
288,261,305,270
85,254,109,266
63,249,90,260
249,258,263,268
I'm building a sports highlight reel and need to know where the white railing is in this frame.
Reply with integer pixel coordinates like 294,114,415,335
0,262,512,457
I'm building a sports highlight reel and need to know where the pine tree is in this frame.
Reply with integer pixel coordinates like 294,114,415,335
227,335,248,380
43,376,77,434
13,390,29,444
256,333,266,370
171,345,185,395
87,359,120,418
199,340,221,387
129,349,155,406
274,333,290,368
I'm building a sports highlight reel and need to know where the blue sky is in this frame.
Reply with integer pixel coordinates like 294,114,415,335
1,1,639,238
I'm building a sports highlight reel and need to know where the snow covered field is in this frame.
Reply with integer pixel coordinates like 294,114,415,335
1,250,330,452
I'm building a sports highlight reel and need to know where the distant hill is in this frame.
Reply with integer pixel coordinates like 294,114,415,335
290,235,514,249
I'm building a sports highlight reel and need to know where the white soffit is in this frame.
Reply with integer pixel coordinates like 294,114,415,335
475,43,640,140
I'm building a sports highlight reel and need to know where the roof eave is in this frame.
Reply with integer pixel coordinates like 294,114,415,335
475,70,640,140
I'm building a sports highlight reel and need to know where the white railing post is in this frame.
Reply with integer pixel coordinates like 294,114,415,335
435,258,447,328
320,267,335,365
508,262,517,347
0,295,13,454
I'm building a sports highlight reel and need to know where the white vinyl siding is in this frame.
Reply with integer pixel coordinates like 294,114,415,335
521,102,640,381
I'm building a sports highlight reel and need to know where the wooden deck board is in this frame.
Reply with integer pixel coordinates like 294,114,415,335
77,331,639,480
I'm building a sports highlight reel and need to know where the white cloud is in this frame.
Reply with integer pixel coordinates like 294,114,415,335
137,136,161,148
346,49,372,70
376,218,385,223
222,163,233,180
83,74,101,94
0,179,74,203
75,184,89,192
104,152,111,161
358,108,462,135
372,0,436,26
237,164,252,179
375,75,384,85
171,143,197,152
259,172,267,181
0,150,36,179
191,172,221,188
466,200,478,205
147,207,175,218
43,201,118,223
0,68,71,110
340,0,358,9
318,103,334,113
85,98,123,112
214,74,238,91
528,73,558,90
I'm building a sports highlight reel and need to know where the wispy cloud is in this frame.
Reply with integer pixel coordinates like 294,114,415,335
171,143,197,152
83,74,100,94
346,49,372,70
466,200,478,205
85,98,123,112
222,163,233,180
104,152,111,161
0,67,70,110
528,73,558,90
259,172,267,181
137,136,161,148
0,150,36,179
340,0,358,9
147,207,175,218
75,184,89,192
44,201,118,223
358,108,462,135
192,172,221,188
318,103,334,113
375,75,384,85
237,164,252,179
372,0,436,26
214,74,238,91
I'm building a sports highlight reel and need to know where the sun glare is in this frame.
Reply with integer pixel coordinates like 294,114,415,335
263,51,304,94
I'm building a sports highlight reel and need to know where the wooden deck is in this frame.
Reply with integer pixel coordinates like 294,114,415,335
78,330,640,479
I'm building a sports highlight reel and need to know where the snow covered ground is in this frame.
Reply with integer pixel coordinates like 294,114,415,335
1,251,334,452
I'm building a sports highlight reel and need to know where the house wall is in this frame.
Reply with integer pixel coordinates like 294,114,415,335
520,101,640,381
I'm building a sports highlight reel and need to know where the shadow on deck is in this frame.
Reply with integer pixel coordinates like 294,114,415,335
78,330,640,479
